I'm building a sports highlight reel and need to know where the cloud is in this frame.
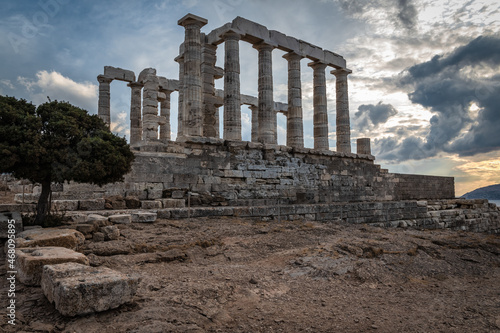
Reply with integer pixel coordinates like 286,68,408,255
355,101,398,129
17,70,97,112
336,0,418,31
378,35,500,162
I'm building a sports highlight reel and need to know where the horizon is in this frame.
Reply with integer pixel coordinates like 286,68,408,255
1,0,499,196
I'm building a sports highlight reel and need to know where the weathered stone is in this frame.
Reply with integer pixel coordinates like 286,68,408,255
79,199,105,211
52,200,79,212
125,196,141,209
101,225,120,240
158,198,186,208
13,228,85,250
131,212,157,223
104,195,127,210
15,247,89,286
87,214,109,225
0,211,22,239
109,214,132,224
75,223,96,235
141,200,162,209
93,232,105,242
41,262,140,316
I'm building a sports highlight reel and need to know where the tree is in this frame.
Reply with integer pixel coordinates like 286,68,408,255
0,96,135,225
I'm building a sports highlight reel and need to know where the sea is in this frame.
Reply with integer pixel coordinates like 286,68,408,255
489,200,500,207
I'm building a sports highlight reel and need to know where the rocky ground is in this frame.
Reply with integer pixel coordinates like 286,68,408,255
1,216,500,332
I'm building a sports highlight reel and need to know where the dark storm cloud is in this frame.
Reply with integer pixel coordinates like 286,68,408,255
355,101,398,128
337,0,418,30
377,36,500,162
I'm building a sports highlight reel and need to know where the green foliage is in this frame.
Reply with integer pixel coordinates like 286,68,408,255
0,95,135,223
0,96,134,186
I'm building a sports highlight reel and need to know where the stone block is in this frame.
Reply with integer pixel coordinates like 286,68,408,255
13,228,85,250
101,225,120,240
14,193,39,204
75,224,96,235
52,200,79,212
0,211,22,239
141,200,162,209
104,66,135,82
159,199,185,208
131,212,157,223
125,196,141,209
15,247,88,286
104,196,127,210
79,199,105,211
41,262,140,316
108,214,132,224
87,214,109,226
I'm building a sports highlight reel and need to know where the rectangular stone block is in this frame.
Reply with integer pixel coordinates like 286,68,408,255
108,214,132,224
141,200,162,209
41,262,140,316
52,200,79,212
159,199,185,208
131,212,157,223
12,228,85,251
16,247,89,286
79,199,105,211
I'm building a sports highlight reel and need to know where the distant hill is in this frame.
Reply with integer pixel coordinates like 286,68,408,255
461,184,500,200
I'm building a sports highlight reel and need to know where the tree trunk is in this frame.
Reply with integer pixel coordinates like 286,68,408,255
35,179,52,225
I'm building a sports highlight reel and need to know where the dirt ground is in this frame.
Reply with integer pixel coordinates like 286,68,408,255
1,217,500,333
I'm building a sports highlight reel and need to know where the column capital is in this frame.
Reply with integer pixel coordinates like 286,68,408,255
307,61,328,71
178,13,208,28
330,68,352,76
174,54,184,63
97,75,113,84
221,29,241,41
282,51,304,61
159,88,174,95
127,81,143,89
253,41,277,51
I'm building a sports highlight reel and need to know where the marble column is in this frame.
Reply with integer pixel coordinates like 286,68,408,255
357,138,371,155
308,61,329,151
142,73,160,141
128,81,143,144
254,42,276,144
202,43,219,138
222,30,242,141
178,14,207,137
331,68,352,153
249,105,259,143
97,75,113,127
159,89,173,140
174,54,185,138
283,52,304,148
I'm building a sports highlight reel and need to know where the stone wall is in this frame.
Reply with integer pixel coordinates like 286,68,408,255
55,139,454,206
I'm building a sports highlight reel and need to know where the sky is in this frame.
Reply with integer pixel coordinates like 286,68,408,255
0,0,499,196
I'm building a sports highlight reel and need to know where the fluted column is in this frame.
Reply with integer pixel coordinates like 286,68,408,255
308,61,329,151
159,89,173,140
97,75,113,127
128,81,143,144
142,73,160,141
249,105,259,143
331,68,352,153
178,14,207,137
174,54,184,138
222,30,242,141
254,42,276,144
202,43,219,138
283,52,304,148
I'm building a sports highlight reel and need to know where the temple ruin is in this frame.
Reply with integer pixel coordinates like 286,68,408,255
20,14,500,232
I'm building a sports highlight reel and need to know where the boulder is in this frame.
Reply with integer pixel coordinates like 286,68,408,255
108,214,132,224
101,225,120,241
12,228,85,251
15,247,89,286
41,262,140,316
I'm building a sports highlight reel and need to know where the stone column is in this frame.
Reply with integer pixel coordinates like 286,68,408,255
97,75,113,127
283,52,304,148
159,89,173,140
308,61,329,151
174,54,184,138
178,14,207,137
357,138,371,155
254,42,276,144
249,105,259,143
142,73,160,141
222,30,242,141
331,68,352,153
128,81,143,144
202,43,219,138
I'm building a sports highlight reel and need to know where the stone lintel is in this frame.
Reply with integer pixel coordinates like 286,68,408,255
103,66,135,82
178,13,208,28
158,76,179,91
